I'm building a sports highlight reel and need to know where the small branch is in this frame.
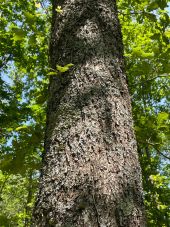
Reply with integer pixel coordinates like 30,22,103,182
118,10,144,16
144,74,169,82
39,0,50,17
129,74,169,89
137,139,170,160
152,147,170,160
146,141,170,160
0,54,12,70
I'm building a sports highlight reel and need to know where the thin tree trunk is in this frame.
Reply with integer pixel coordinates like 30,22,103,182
25,172,33,227
33,0,146,226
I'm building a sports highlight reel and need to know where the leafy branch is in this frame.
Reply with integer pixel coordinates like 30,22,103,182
47,63,74,76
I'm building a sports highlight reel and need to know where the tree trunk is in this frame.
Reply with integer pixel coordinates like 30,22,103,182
32,0,146,226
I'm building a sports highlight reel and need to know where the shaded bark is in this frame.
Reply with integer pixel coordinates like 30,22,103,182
33,0,146,226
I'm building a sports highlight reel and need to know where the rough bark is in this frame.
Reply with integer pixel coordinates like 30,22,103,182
33,0,146,226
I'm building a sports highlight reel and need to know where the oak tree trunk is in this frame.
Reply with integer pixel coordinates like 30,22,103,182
33,0,146,226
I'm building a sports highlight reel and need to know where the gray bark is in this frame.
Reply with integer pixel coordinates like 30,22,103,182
33,0,146,226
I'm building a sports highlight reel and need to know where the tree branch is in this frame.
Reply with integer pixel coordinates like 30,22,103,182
146,141,170,160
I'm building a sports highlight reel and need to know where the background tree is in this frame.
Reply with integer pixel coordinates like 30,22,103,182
0,0,169,226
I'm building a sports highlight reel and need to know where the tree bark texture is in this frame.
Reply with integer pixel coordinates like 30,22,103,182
33,0,146,226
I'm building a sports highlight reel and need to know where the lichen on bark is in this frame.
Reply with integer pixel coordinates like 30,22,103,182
32,0,146,226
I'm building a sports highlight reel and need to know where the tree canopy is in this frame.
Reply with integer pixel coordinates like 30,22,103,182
0,0,170,226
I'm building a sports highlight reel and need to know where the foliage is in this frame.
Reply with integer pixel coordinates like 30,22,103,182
0,0,169,226
0,0,50,225
0,171,38,226
118,0,170,225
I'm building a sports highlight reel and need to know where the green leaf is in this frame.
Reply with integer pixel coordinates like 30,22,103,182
56,63,74,73
157,0,168,10
24,12,36,23
47,71,58,76
35,2,41,8
15,125,28,131
6,128,13,132
55,6,63,14
12,28,27,41
150,33,160,40
144,12,157,22
157,112,169,124
147,2,159,11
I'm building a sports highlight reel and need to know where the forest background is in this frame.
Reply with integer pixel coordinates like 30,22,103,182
0,0,170,226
